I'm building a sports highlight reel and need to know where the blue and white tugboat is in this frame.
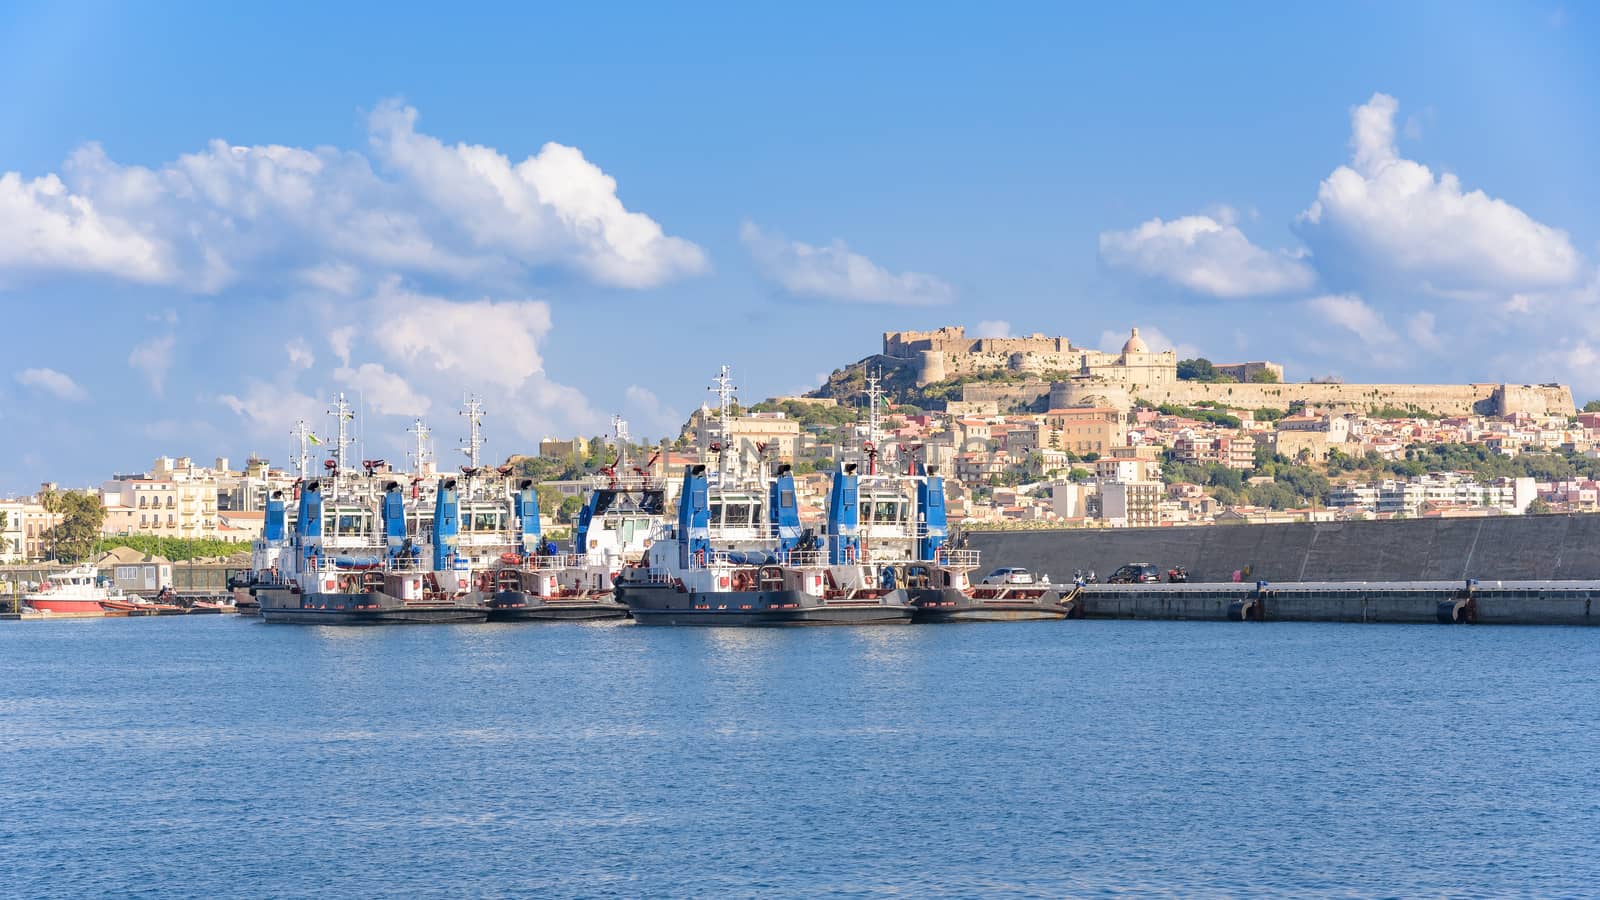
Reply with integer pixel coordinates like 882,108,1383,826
828,371,1069,623
615,367,912,626
258,395,487,625
488,418,658,620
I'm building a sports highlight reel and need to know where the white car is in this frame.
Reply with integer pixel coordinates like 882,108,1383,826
981,567,1035,586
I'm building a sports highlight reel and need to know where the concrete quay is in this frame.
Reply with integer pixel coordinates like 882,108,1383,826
1076,580,1599,626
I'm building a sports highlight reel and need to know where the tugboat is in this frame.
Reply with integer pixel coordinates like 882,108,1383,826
615,366,912,626
485,457,646,620
489,416,658,620
900,465,1069,622
826,371,1069,623
257,395,487,625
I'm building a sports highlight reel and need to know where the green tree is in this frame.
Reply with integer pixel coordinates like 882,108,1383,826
558,496,584,523
1250,369,1281,384
1527,498,1554,515
1583,400,1600,413
44,491,105,562
1176,358,1217,382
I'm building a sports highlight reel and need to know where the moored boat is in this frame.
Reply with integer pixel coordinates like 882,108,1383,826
257,395,487,625
21,566,116,618
616,367,912,626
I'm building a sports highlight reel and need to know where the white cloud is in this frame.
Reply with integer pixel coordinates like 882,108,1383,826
367,284,554,391
0,100,706,293
219,286,603,453
328,327,354,367
1097,213,1315,298
973,320,1012,338
741,221,955,306
219,380,322,431
368,102,707,289
127,334,176,395
15,367,88,401
1304,294,1396,343
1296,93,1582,296
623,385,684,439
1405,311,1442,353
333,363,431,417
0,172,169,285
285,338,315,369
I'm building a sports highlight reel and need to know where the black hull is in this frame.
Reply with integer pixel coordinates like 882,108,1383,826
487,591,629,621
617,584,912,627
909,587,1069,623
259,590,487,626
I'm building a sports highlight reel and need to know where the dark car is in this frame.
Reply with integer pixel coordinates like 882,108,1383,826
1107,562,1161,584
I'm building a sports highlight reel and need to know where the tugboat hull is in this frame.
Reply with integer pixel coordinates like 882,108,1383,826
487,591,629,621
909,587,1069,623
617,584,912,626
258,589,487,625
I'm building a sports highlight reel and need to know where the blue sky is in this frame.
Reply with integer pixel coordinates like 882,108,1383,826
2,1,1596,493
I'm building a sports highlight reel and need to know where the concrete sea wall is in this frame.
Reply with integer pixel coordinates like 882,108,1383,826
966,514,1600,583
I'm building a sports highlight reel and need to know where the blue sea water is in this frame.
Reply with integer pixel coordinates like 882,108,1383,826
2,617,1597,898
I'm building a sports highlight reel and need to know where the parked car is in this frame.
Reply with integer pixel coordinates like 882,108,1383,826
1107,563,1161,584
981,567,1035,585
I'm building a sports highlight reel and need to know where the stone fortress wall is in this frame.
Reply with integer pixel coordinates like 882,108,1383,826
880,325,1574,418
883,326,1177,389
1051,379,1575,417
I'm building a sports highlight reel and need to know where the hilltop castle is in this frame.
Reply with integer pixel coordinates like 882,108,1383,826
883,325,1184,389
875,325,1573,417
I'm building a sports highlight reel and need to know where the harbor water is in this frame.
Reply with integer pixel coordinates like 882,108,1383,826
3,618,1597,897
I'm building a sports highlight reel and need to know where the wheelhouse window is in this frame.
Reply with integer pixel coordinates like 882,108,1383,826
723,503,753,527
330,511,372,537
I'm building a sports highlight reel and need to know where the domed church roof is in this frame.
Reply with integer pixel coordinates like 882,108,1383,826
1121,327,1149,354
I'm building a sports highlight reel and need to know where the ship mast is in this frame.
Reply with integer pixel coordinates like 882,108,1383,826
291,419,313,480
611,414,630,471
708,365,737,479
407,417,433,476
328,393,355,492
458,394,485,470
863,367,886,475
864,366,884,449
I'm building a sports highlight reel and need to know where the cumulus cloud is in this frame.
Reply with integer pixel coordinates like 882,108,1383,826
367,284,554,391
0,100,706,293
741,221,955,306
0,172,168,285
285,338,315,370
15,367,88,401
1296,93,1582,296
128,334,176,395
1097,210,1315,298
333,363,432,417
220,286,603,451
973,320,1013,338
219,380,323,431
1304,294,1397,343
623,385,685,439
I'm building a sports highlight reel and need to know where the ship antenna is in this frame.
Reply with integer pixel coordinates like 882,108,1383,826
865,366,885,455
291,418,312,480
459,394,485,470
611,414,630,472
407,417,433,475
324,394,355,496
708,365,737,478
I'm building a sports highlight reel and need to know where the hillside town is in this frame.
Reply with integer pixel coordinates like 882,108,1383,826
4,326,1598,564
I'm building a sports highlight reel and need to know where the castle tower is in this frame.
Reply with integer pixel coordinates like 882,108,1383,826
917,350,947,386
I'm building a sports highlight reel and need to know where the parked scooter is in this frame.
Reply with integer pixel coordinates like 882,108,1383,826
1167,566,1188,583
